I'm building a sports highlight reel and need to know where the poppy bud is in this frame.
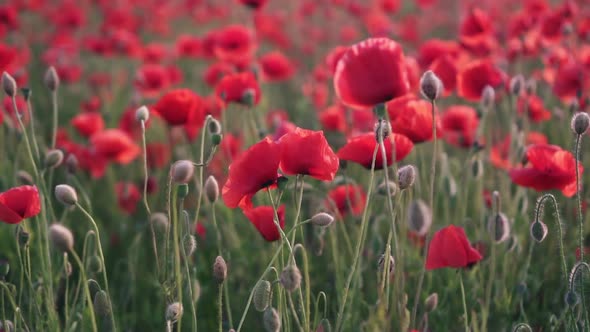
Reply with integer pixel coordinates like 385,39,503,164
150,212,169,233
373,103,386,118
55,184,78,206
211,133,223,146
172,160,195,184
88,279,101,298
183,234,197,258
565,291,579,307
480,85,495,109
64,260,73,277
374,118,391,142
45,149,64,169
135,105,150,122
204,176,219,203
419,70,443,101
21,87,31,100
66,154,78,174
377,254,395,274
208,118,222,135
16,170,34,185
525,78,537,95
253,280,272,312
16,225,30,247
488,213,511,243
509,75,525,96
93,290,111,317
398,165,417,190
377,181,398,196
241,89,256,107
471,158,484,179
263,307,281,332
310,212,334,227
2,72,17,97
49,224,74,252
0,259,9,279
571,112,590,136
44,66,60,92
87,255,103,274
569,99,580,113
192,279,201,303
506,235,519,252
443,175,457,197
166,302,183,323
424,293,438,312
0,320,14,332
280,264,302,292
177,183,189,198
213,256,227,283
530,220,548,242
407,199,432,236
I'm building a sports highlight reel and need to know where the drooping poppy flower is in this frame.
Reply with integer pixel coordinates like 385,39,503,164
259,51,295,82
71,112,104,138
152,89,201,126
115,182,141,215
222,137,281,208
337,132,413,169
333,37,410,109
440,106,479,148
326,184,366,217
278,127,339,181
215,72,261,106
90,129,141,164
425,225,482,270
509,144,582,197
214,24,256,64
386,94,442,143
457,60,505,102
517,94,551,123
243,205,285,242
0,185,41,224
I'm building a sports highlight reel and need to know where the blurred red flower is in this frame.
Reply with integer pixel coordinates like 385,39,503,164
326,184,366,217
203,62,235,87
259,51,295,82
337,132,413,169
386,94,442,143
490,132,548,170
457,60,505,102
115,182,140,215
426,225,482,270
459,8,497,56
319,105,347,133
134,64,172,98
71,112,104,138
0,185,41,224
176,34,201,58
152,89,202,126
90,129,141,164
238,0,269,10
214,25,256,64
215,72,261,106
146,142,171,170
440,105,479,148
243,205,285,242
517,94,551,123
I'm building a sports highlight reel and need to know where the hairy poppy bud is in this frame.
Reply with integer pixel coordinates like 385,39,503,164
280,264,302,292
565,291,579,307
443,175,457,197
16,226,30,247
509,74,525,96
213,256,227,283
135,105,150,122
378,254,395,274
377,180,398,196
172,160,195,184
166,302,183,322
420,70,443,101
87,255,103,274
45,149,64,169
88,279,101,298
571,112,590,136
204,176,219,203
211,133,223,146
407,199,432,236
374,118,391,141
253,280,272,312
263,307,281,332
44,66,60,92
530,220,548,243
208,118,222,135
0,320,14,332
311,212,334,227
398,165,417,190
425,293,438,312
150,212,169,233
49,224,74,252
93,290,111,317
2,72,16,97
183,234,197,258
480,85,495,109
16,170,34,185
66,154,78,174
55,184,78,206
488,213,511,244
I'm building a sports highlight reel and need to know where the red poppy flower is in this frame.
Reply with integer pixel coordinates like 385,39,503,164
459,8,497,56
333,38,410,109
222,137,281,209
319,105,347,133
194,222,207,239
243,205,285,242
490,132,548,170
278,127,339,181
90,129,141,164
0,185,41,224
429,55,458,95
2,95,28,129
325,46,348,74
517,94,551,123
426,225,482,270
552,62,588,101
152,89,201,126
203,62,235,87
238,0,269,10
115,182,141,215
214,24,256,64
441,106,479,148
417,39,461,67
146,142,171,170
71,112,104,138
259,51,295,82
134,64,172,98
215,72,261,106
337,132,413,169
457,60,505,101
175,34,201,58
386,94,442,143
509,144,582,197
326,184,366,217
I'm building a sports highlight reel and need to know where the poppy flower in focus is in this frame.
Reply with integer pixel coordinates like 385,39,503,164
326,184,366,217
214,24,256,64
517,94,551,123
215,72,261,106
457,60,505,102
222,137,281,208
152,89,201,126
279,127,339,181
426,225,482,270
0,185,41,224
509,144,582,197
238,0,269,10
440,106,479,148
71,112,104,138
90,129,141,164
243,205,285,242
259,51,295,82
386,94,442,143
337,132,413,169
333,38,410,109
115,182,141,215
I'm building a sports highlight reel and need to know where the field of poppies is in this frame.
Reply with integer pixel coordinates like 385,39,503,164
1,0,590,331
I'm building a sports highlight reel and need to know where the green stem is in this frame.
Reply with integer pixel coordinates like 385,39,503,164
218,283,224,332
171,187,183,332
574,134,587,321
459,272,469,332
69,251,98,332
50,90,58,149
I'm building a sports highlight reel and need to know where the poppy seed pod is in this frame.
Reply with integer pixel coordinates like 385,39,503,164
509,74,525,96
480,85,495,109
172,160,195,184
378,254,395,274
253,280,272,312
407,199,432,236
425,293,438,312
310,212,334,227
377,180,398,196
419,70,443,101
1,72,16,97
398,165,417,190
166,302,183,322
488,213,511,243
93,290,111,317
530,220,548,243
263,307,281,332
44,66,60,92
208,118,222,135
49,224,74,252
213,256,227,283
55,184,78,206
280,264,302,292
135,105,150,122
571,112,590,136
45,149,64,169
204,175,219,203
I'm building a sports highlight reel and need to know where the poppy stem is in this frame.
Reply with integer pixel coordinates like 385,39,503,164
50,90,58,149
534,194,568,284
69,250,98,332
459,271,469,332
573,134,588,321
